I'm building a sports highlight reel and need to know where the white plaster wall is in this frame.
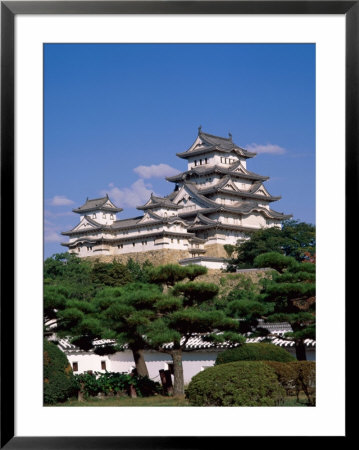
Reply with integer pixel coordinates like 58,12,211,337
80,211,117,225
149,207,178,217
66,350,219,384
286,348,316,361
66,352,112,374
187,154,214,169
242,212,267,228
233,179,253,191
181,259,227,270
64,348,316,384
212,194,242,206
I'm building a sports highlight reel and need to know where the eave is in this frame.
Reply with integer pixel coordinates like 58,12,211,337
63,230,198,247
176,146,256,160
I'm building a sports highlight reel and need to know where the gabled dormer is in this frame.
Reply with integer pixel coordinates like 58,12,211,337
61,215,102,236
72,194,122,225
137,193,181,217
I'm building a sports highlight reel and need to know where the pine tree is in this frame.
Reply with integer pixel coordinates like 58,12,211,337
255,252,315,360
145,265,244,396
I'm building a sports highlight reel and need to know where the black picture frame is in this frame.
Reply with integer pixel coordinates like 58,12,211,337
1,1,353,447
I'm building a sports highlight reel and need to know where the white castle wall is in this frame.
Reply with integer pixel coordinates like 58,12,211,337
66,349,220,385
187,153,245,170
80,211,117,225
65,347,315,385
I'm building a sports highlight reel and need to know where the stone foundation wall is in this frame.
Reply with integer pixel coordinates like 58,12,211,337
203,243,229,258
84,248,191,266
82,244,231,265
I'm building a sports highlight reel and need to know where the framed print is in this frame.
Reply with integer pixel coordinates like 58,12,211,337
1,1,354,447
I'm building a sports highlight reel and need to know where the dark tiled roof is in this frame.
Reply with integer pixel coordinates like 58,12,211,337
61,215,103,235
196,177,281,202
180,182,287,218
54,327,315,354
176,129,256,159
63,229,199,247
112,216,143,228
137,193,182,210
73,195,123,213
166,162,269,183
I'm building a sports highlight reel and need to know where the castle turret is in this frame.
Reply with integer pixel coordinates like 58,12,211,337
72,194,123,225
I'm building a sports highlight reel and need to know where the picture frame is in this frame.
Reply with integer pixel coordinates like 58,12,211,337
1,0,353,446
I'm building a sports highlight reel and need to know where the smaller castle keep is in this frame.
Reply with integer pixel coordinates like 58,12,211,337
62,128,291,267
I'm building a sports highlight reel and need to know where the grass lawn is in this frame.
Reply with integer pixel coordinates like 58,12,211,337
54,395,190,407
53,394,311,407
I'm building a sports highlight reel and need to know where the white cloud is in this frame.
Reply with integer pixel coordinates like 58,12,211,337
49,195,75,206
45,209,73,218
246,143,286,155
44,231,62,243
102,179,155,208
134,163,178,179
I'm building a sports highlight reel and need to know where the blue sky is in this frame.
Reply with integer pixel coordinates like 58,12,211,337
44,43,315,259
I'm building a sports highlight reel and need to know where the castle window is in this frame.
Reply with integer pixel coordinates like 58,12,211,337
110,214,114,220
177,239,180,244
72,362,78,372
205,158,208,164
171,239,174,243
101,361,106,371
194,160,197,166
200,159,202,165
132,242,135,247
220,157,224,163
77,248,80,253
103,213,106,219
92,213,96,219
118,244,123,249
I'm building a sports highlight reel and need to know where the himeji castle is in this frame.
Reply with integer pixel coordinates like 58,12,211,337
62,128,292,268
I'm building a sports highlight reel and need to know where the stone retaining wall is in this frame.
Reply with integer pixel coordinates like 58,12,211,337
84,248,191,266
203,243,229,258
83,244,230,266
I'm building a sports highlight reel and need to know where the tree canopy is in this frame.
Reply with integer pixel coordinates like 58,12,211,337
227,220,316,270
223,252,315,360
48,260,245,395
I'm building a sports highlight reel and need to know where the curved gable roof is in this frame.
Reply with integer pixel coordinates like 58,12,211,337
73,195,123,213
176,129,256,159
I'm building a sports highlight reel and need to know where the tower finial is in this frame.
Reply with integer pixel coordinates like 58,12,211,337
198,125,202,135
228,132,232,140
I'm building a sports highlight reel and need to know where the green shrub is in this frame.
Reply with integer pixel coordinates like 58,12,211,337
215,343,295,365
265,361,316,405
185,361,285,406
254,252,297,273
75,371,162,398
43,339,77,405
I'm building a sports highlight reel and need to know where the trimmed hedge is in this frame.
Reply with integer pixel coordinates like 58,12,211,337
43,339,77,405
75,371,162,398
215,343,295,365
185,361,285,406
265,361,316,405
